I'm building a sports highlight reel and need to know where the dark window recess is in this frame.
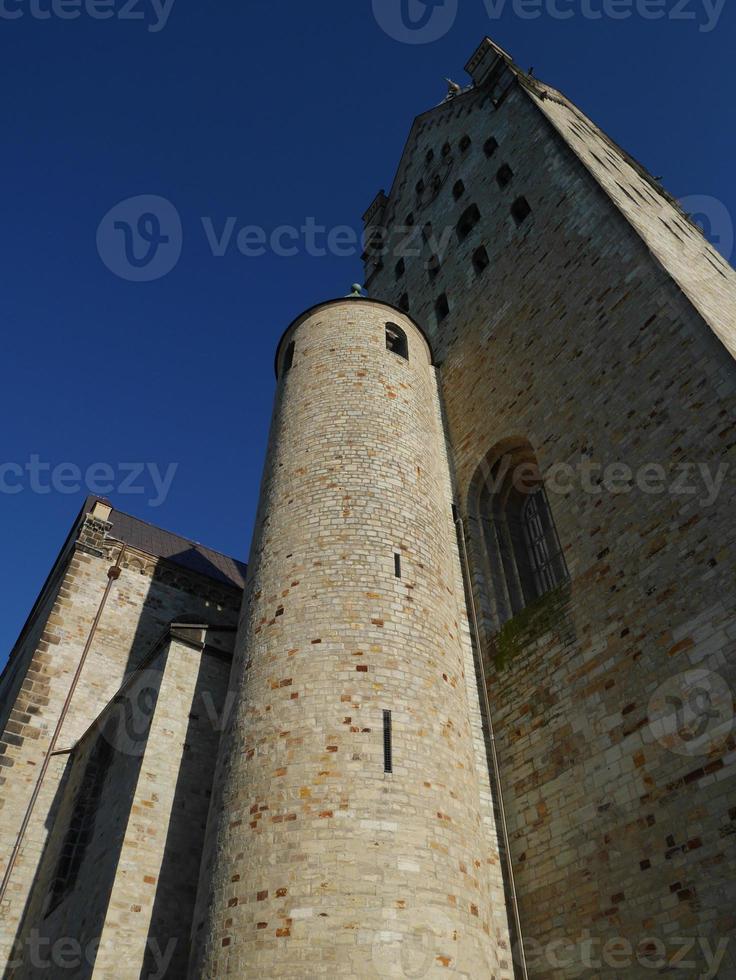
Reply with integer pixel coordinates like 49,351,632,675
386,322,409,360
496,164,513,188
442,141,452,157
459,135,472,153
511,197,532,226
405,213,415,227
399,293,410,313
47,729,116,911
435,293,450,323
472,246,490,275
457,204,481,242
427,254,441,281
383,710,393,773
422,222,433,243
395,258,405,280
484,137,499,158
453,180,465,201
415,179,425,196
394,553,402,578
282,341,295,375
426,148,435,165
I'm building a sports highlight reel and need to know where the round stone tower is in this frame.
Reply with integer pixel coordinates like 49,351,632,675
191,297,512,978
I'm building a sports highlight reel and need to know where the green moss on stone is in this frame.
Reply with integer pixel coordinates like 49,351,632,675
493,584,571,672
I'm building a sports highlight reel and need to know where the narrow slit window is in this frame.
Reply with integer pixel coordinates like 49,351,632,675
395,258,405,280
484,137,499,158
472,246,490,276
383,710,393,773
386,322,408,360
427,254,440,281
282,341,295,375
496,164,513,188
453,180,465,201
394,553,402,578
511,197,532,226
399,293,410,313
435,293,450,324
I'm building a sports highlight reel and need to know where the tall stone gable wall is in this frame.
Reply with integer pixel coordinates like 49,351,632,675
365,58,736,976
0,512,242,975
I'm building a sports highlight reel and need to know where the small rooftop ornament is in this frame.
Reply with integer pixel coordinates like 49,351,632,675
445,78,462,98
346,283,365,298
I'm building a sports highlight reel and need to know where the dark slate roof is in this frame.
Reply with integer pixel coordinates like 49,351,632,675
85,497,247,589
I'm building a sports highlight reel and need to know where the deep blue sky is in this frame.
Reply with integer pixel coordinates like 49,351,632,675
1,0,734,666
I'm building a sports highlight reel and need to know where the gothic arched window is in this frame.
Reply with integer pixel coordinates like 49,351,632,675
467,439,568,631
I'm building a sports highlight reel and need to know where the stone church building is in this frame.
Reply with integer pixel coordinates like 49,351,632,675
1,37,734,979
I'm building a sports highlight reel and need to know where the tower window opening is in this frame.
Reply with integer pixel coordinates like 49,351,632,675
453,180,465,201
399,293,410,313
457,204,481,242
435,293,450,324
511,197,532,226
394,553,402,578
472,246,490,276
386,322,409,360
496,164,513,188
405,213,415,227
282,341,295,375
427,254,441,281
459,135,472,153
442,141,452,157
395,258,405,280
468,439,569,632
383,710,393,773
484,137,499,158
426,148,435,165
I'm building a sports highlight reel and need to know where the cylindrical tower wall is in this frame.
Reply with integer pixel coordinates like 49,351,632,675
192,299,509,978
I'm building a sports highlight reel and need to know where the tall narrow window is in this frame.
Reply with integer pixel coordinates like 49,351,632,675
399,293,410,313
468,439,569,630
484,137,499,158
472,246,490,276
394,553,402,578
383,710,393,773
457,204,481,242
435,293,450,324
386,322,408,360
496,164,513,188
511,197,532,226
395,258,405,280
427,254,440,281
282,341,295,375
47,728,115,912
453,180,465,201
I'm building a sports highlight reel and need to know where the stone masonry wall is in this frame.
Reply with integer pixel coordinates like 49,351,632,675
365,61,736,978
0,513,241,975
191,299,514,979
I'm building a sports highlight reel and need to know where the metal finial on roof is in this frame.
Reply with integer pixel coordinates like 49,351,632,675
445,78,462,98
346,283,364,298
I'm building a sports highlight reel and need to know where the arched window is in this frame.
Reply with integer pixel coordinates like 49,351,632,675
467,439,568,630
385,322,408,360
